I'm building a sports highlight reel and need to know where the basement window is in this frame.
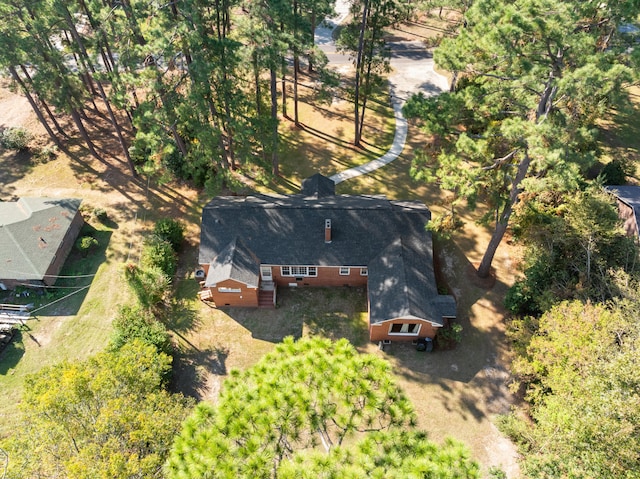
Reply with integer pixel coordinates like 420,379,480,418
389,323,421,335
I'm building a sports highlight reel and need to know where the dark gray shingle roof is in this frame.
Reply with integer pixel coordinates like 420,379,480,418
199,176,454,325
300,173,336,198
606,185,640,239
205,237,260,288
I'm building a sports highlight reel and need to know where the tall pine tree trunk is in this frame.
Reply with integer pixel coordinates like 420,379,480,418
354,0,370,147
70,108,101,159
8,66,61,148
253,51,262,116
308,12,316,72
293,56,300,126
62,6,137,177
270,67,279,176
281,58,288,118
19,65,66,137
477,152,531,278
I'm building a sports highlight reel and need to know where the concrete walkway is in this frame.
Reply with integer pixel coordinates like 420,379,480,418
315,2,448,184
330,90,408,184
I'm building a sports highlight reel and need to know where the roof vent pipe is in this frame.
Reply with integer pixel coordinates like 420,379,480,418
325,219,332,243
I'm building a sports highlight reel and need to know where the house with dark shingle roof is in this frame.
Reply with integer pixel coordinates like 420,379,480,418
606,185,640,242
0,198,83,290
198,174,455,342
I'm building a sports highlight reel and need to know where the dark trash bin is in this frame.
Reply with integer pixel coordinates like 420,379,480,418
416,337,433,352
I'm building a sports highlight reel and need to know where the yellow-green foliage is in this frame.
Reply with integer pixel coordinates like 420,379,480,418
3,340,194,479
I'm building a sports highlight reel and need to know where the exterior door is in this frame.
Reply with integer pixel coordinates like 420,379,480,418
260,266,273,281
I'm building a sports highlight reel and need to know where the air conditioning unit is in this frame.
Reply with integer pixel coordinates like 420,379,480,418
194,269,206,279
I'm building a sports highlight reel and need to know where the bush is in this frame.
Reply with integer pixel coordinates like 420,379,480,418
437,322,463,348
0,127,32,150
75,235,98,256
600,160,627,186
110,305,172,355
123,263,171,310
154,218,184,250
32,144,58,163
141,235,177,277
426,211,463,240
93,207,108,223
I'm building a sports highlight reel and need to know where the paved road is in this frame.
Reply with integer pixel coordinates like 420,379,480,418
315,3,448,184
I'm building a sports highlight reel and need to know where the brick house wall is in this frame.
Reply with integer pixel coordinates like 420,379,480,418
269,265,369,288
209,278,259,307
369,319,440,342
43,211,84,286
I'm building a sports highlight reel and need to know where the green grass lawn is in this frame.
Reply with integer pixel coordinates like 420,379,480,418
0,216,128,437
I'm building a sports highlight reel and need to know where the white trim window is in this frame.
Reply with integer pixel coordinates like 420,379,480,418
281,266,318,277
339,267,350,276
388,323,421,335
218,287,242,293
360,268,368,276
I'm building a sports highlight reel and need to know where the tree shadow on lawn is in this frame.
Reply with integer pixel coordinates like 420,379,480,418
296,287,370,348
0,149,32,198
0,330,25,375
171,343,229,401
383,237,517,422
226,292,305,343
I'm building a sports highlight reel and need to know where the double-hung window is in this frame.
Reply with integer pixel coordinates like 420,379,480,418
281,266,317,277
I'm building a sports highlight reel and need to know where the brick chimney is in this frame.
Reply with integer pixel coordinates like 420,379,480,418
325,219,332,243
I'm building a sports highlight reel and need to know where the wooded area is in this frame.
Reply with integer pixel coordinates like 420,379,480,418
0,0,412,190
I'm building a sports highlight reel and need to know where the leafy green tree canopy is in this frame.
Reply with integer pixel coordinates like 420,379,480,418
504,298,640,478
4,340,194,479
166,336,477,479
505,186,638,315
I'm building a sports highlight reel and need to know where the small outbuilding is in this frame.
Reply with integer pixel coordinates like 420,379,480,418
0,197,83,290
606,185,640,242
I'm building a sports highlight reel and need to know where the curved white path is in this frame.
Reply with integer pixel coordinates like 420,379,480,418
315,3,448,184
330,91,408,184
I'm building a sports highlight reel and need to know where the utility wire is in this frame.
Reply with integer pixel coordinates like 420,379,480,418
29,285,91,315
14,282,92,290
1,270,96,279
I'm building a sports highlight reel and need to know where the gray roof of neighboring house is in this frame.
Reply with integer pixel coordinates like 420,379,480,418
606,185,640,238
199,176,454,326
0,198,82,282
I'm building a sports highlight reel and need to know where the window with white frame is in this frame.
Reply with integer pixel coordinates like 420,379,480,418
280,266,317,277
218,287,242,293
339,267,350,275
388,323,420,335
360,268,368,276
